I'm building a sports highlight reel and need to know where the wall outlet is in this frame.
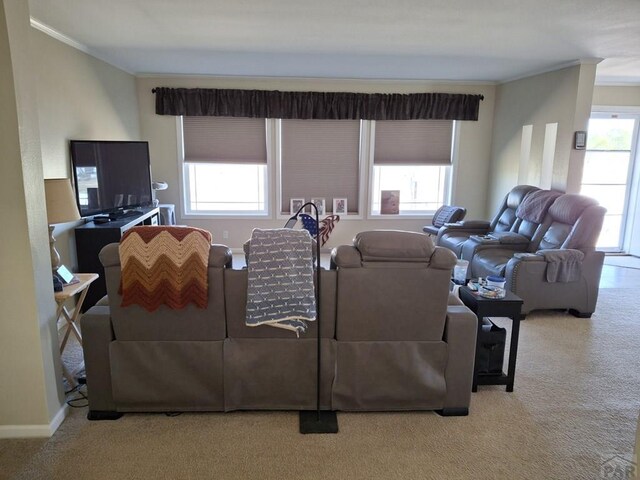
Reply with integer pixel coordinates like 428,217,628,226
223,230,229,239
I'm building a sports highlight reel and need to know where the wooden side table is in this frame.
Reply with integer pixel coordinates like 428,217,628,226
55,273,99,387
458,286,523,392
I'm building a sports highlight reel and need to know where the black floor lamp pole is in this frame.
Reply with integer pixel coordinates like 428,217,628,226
289,202,338,434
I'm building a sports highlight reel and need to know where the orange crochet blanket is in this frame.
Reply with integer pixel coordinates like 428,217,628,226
119,226,212,311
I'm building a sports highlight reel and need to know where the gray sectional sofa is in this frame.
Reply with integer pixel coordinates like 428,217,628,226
82,230,478,419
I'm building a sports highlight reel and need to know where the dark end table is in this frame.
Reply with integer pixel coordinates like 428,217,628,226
458,286,523,392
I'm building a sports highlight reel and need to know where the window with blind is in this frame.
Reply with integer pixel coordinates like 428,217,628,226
280,119,361,215
371,120,453,215
181,116,268,215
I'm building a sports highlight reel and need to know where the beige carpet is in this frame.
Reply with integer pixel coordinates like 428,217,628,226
2,288,639,480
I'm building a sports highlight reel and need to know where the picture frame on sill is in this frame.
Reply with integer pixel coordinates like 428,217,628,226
333,198,347,215
290,198,305,215
380,190,400,215
310,198,326,216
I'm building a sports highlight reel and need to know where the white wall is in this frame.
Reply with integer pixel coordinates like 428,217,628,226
32,27,141,271
487,64,596,212
0,0,64,437
137,76,496,249
0,1,141,437
593,85,640,107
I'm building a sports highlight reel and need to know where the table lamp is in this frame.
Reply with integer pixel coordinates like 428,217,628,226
152,180,168,207
44,178,81,273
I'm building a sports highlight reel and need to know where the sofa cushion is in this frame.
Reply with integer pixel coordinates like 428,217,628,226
470,248,515,278
332,341,447,411
100,243,228,341
223,338,335,411
224,269,336,339
110,340,224,411
335,266,450,341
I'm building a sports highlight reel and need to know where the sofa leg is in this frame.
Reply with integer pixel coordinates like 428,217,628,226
569,309,592,318
87,410,123,421
436,408,468,417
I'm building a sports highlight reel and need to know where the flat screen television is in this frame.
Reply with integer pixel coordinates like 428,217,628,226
70,140,153,218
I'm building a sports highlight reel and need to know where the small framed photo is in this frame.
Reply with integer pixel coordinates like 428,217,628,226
333,198,347,215
380,190,400,215
290,198,305,215
310,198,326,216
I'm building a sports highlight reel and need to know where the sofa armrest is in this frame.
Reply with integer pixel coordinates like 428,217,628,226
445,220,491,229
506,250,604,314
442,305,477,410
82,305,116,412
460,235,500,260
436,221,491,244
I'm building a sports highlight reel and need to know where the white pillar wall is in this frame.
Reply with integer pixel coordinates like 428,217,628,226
0,0,66,438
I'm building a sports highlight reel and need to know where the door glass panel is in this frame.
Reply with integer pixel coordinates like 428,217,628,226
599,215,623,250
582,152,630,184
586,118,634,150
580,184,626,215
580,116,637,251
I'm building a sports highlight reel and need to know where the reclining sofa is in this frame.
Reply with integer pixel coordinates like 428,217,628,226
82,230,478,419
436,185,540,256
438,187,606,317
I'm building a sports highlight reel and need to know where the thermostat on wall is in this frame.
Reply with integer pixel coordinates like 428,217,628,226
574,131,587,150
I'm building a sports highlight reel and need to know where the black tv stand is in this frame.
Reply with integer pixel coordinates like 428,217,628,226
106,208,146,220
75,206,160,311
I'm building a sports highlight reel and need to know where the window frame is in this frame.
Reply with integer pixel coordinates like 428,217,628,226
366,120,456,219
177,117,273,219
176,117,458,221
275,119,367,220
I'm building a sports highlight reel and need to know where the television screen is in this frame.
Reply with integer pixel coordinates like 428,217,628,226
70,140,153,217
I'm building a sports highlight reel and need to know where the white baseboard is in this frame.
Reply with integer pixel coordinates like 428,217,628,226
0,404,68,439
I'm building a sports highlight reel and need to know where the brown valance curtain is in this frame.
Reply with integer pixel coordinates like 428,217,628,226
153,87,483,121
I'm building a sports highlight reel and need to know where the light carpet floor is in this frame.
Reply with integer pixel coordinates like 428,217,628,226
1,288,639,480
604,255,640,270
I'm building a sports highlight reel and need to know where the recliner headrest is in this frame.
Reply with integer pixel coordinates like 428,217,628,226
354,230,435,262
506,185,540,209
432,205,466,228
548,194,598,225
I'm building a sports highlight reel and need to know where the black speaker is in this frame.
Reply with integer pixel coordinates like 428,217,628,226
476,318,506,375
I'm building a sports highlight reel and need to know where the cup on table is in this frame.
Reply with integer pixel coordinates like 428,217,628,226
453,260,469,284
486,275,506,289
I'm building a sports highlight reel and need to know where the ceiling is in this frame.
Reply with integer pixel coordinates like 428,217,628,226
28,0,640,85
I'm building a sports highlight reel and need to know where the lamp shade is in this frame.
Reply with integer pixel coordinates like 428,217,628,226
44,178,81,224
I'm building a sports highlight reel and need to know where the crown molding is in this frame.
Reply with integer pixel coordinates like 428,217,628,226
29,17,134,75
499,58,604,84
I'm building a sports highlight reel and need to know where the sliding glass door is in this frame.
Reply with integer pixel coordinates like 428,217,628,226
580,114,639,251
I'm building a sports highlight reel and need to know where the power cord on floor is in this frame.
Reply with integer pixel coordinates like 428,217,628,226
65,383,89,408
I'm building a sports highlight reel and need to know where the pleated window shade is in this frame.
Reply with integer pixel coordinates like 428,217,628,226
281,119,360,214
183,116,267,164
374,120,453,165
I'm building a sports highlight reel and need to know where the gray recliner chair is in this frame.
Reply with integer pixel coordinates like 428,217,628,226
470,194,606,317
436,185,540,256
330,230,478,415
423,205,467,236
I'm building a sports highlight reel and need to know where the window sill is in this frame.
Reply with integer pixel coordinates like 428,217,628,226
276,213,364,221
368,213,434,220
182,213,271,220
